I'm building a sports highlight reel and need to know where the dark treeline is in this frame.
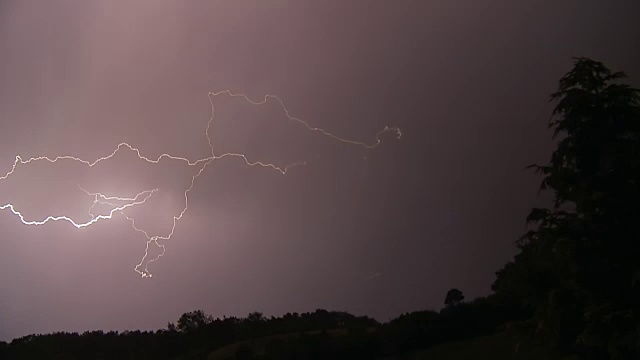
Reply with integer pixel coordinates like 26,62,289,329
1,58,638,359
0,300,527,360
0,310,378,359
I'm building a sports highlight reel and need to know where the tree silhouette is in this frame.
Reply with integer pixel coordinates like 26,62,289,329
495,57,640,359
444,288,465,307
246,311,266,323
176,310,212,333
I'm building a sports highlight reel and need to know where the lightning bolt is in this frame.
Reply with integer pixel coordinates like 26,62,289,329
0,91,401,277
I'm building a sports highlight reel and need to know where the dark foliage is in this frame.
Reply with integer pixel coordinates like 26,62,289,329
494,58,640,359
444,288,465,307
0,310,378,360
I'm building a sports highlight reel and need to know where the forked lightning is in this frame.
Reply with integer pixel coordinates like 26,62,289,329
0,91,401,277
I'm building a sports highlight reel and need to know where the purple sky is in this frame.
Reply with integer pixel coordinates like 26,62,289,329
1,1,639,341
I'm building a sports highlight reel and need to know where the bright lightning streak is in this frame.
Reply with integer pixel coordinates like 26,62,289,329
0,189,156,228
0,90,401,277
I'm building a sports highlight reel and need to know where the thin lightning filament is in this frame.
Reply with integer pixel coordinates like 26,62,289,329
0,91,401,277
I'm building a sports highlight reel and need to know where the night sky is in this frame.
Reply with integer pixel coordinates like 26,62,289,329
1,1,639,341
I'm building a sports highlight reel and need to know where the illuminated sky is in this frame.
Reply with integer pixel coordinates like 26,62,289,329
1,1,639,341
